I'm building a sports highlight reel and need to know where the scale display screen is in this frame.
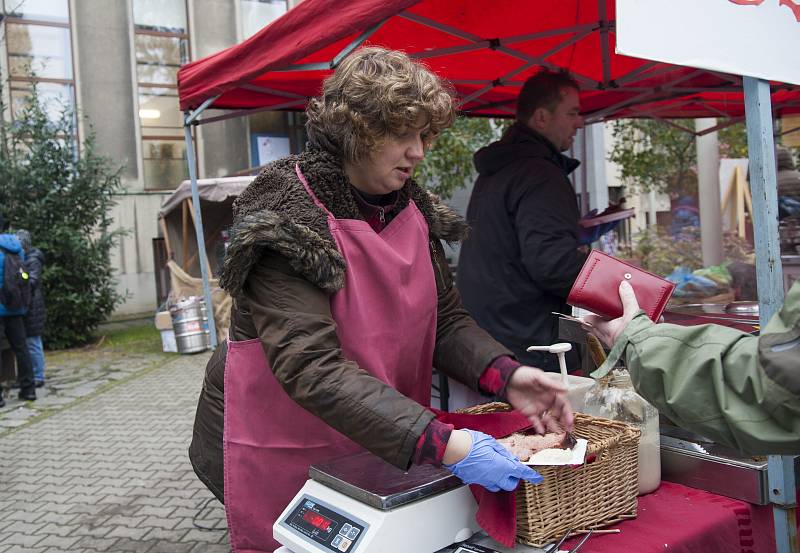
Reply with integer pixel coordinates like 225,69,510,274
302,510,333,532
283,496,366,552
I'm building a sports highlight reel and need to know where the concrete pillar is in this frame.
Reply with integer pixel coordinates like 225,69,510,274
72,0,140,185
647,189,658,227
570,123,609,215
190,0,249,177
586,123,609,212
695,118,724,266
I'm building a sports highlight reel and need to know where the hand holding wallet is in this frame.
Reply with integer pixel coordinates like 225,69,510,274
567,251,676,322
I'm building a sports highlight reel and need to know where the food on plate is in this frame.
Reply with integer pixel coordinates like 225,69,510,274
498,430,578,462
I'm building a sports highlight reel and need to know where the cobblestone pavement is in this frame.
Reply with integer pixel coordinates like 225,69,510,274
0,334,173,432
0,350,231,552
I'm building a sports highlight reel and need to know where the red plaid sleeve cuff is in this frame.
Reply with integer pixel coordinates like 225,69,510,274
478,355,522,398
412,419,454,466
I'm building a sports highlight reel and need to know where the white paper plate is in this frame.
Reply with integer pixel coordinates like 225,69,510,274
523,438,588,466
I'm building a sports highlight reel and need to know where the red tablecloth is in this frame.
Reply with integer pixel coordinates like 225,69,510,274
560,482,791,553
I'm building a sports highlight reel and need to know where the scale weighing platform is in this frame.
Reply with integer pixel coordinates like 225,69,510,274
274,452,553,553
273,451,480,553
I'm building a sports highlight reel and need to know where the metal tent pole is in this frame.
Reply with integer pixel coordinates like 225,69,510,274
743,75,797,553
182,97,220,349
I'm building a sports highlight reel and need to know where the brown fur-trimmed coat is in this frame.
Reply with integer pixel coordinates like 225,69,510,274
189,148,511,503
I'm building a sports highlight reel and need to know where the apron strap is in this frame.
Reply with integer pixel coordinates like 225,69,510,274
295,163,334,219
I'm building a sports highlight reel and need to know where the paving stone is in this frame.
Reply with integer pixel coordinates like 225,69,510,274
78,523,114,538
67,503,108,515
106,525,152,540
3,520,46,535
140,515,180,530
142,527,191,543
136,505,176,518
0,349,224,552
148,541,195,553
0,419,29,428
130,495,170,508
36,502,75,514
70,513,111,527
110,537,158,552
33,534,82,549
72,536,119,550
4,510,40,523
38,522,81,536
100,503,144,517
0,533,45,547
180,528,228,544
36,512,77,525
189,543,230,553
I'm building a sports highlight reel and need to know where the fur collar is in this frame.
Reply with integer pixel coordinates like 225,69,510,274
220,148,468,297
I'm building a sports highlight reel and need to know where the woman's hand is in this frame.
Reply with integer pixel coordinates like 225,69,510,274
584,280,641,348
505,368,573,433
443,429,543,492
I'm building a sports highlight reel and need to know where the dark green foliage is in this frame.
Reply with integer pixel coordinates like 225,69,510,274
416,117,512,199
0,87,125,348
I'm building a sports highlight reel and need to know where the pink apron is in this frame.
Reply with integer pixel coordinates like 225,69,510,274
223,164,438,552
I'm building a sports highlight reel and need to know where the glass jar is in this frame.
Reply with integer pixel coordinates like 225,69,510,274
584,369,661,495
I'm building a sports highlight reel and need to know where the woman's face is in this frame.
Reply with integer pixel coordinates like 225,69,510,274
345,116,430,195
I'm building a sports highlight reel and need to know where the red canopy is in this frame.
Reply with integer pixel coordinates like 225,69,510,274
177,0,800,121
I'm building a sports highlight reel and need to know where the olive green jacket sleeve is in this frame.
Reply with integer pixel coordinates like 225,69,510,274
591,281,800,456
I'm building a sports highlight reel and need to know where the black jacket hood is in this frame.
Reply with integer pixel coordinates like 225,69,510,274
473,122,580,178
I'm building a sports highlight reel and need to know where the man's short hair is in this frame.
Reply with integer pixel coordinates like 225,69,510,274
516,69,580,123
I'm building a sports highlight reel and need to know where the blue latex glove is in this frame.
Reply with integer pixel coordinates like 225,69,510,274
443,430,544,492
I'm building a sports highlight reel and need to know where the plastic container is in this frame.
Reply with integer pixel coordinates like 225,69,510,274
169,296,210,354
584,369,661,495
543,373,595,413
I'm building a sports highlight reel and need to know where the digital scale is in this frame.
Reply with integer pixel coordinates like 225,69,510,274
273,451,481,553
273,452,557,553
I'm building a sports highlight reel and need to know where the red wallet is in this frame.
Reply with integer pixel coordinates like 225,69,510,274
567,251,676,322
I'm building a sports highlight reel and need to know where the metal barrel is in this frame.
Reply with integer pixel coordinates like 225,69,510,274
170,298,210,354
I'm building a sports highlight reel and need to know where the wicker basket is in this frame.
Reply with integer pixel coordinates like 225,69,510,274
459,402,640,547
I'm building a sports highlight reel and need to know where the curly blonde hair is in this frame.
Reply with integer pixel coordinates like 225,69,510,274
305,47,455,163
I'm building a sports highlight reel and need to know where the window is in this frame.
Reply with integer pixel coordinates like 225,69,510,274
3,0,75,122
240,0,287,40
133,0,190,189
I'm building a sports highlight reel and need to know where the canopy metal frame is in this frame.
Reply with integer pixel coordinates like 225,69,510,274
181,6,797,551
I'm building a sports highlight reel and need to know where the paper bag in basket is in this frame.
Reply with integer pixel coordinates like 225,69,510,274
567,250,675,322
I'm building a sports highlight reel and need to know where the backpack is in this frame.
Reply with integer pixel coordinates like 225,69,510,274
1,247,31,311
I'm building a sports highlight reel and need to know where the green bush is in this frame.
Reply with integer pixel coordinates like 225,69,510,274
0,86,125,349
415,117,511,199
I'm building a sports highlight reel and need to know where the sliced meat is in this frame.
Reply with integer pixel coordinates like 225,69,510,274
498,430,578,461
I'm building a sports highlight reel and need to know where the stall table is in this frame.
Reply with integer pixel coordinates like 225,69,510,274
460,482,793,553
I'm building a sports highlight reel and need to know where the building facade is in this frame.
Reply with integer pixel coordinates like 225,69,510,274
0,0,300,318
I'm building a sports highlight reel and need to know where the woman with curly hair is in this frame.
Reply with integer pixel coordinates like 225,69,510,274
188,47,572,552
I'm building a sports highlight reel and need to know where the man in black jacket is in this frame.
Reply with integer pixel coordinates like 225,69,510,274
457,69,588,371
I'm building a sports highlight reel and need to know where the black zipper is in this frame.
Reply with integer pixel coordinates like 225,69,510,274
378,207,385,224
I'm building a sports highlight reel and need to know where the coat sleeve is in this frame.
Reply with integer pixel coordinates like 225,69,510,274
591,296,800,455
511,164,588,297
429,239,514,391
26,255,43,290
241,253,435,470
